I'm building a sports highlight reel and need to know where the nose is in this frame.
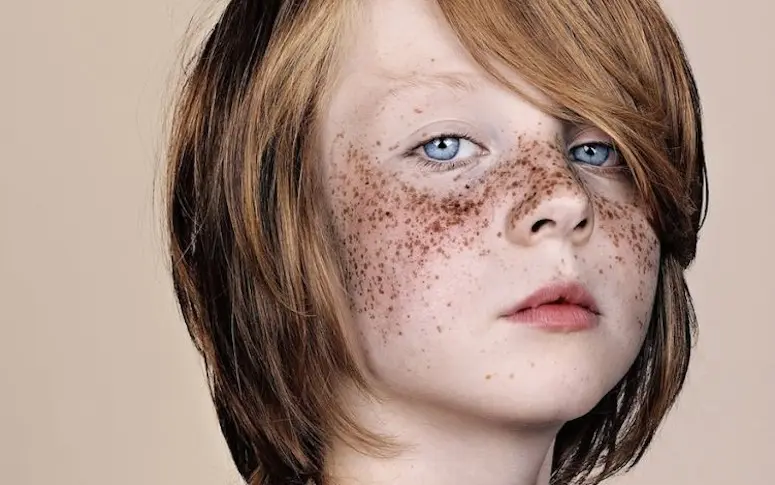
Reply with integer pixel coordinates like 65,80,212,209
505,185,594,247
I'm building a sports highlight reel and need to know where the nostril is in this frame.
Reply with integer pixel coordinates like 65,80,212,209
576,218,588,230
531,219,554,233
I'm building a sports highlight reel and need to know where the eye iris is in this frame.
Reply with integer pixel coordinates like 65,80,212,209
423,137,460,161
574,143,610,165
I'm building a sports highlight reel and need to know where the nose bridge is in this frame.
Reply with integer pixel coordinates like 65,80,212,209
505,161,594,246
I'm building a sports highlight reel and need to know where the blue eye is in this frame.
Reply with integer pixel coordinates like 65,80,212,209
569,142,617,166
421,135,478,162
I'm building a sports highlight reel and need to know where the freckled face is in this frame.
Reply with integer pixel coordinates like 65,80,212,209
320,0,659,424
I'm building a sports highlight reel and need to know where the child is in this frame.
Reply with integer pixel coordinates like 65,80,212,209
163,1,707,484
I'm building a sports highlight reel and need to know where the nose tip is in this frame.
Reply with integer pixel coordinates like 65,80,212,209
507,195,594,247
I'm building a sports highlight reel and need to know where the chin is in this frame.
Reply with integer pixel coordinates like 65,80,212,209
373,358,626,431
469,379,616,427
516,384,613,426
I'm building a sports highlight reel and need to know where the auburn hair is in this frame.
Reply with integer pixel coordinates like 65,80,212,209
162,1,707,484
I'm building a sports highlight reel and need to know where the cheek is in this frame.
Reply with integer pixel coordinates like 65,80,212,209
592,193,661,329
327,152,491,341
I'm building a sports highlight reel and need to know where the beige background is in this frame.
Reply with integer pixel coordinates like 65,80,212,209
1,1,772,484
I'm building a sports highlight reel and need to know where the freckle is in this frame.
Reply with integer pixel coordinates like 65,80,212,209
414,107,423,114
497,232,502,238
529,361,535,368
485,374,493,380
509,373,514,379
436,325,443,333
375,140,381,146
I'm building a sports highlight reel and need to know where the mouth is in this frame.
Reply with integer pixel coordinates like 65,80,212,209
501,282,600,332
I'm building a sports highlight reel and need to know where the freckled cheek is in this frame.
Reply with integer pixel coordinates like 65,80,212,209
329,182,418,319
596,203,660,329
330,183,487,331
633,235,660,331
589,190,658,290
591,192,658,266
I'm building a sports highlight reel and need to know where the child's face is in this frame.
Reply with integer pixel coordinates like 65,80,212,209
320,0,659,424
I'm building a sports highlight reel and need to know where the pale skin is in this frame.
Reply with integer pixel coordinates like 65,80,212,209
318,1,660,484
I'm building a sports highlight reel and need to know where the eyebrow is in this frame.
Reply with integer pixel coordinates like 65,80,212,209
380,72,480,99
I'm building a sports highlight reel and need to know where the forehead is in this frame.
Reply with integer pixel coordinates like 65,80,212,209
327,0,491,116
344,0,473,76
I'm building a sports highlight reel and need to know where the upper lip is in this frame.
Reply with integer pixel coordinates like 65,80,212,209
502,282,600,316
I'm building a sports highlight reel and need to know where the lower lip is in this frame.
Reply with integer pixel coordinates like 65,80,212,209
504,304,598,332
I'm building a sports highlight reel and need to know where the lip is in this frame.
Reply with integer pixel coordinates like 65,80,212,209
501,282,600,332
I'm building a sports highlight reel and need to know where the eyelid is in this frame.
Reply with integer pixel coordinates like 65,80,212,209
566,124,618,156
566,125,615,147
405,131,486,155
398,119,492,150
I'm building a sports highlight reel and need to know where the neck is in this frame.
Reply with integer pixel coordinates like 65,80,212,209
324,385,558,485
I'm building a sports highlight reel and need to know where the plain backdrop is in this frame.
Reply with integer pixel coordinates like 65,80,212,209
1,1,773,484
